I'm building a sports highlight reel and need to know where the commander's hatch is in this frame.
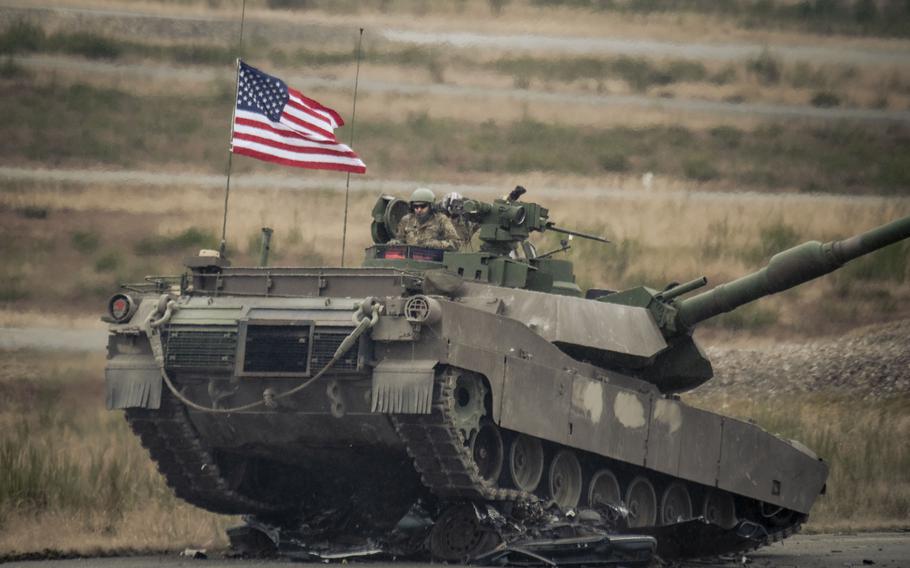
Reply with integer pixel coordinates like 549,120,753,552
371,195,409,244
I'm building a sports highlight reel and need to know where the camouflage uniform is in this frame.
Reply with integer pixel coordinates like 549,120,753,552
396,212,461,250
450,217,478,248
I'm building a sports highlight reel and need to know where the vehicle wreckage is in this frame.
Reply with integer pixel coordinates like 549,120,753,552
104,189,910,564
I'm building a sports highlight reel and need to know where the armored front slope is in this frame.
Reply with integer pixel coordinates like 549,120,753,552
105,196,910,561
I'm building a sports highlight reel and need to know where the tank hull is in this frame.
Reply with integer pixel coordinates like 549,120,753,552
106,267,827,556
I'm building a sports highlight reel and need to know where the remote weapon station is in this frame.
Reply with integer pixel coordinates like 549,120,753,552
105,189,910,560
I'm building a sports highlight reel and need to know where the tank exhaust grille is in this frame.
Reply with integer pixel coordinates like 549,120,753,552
311,328,359,371
164,326,237,370
241,324,311,375
164,323,360,376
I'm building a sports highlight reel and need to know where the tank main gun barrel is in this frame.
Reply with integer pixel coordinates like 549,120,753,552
675,216,910,329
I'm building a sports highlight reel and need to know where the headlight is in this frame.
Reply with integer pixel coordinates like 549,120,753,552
107,293,137,323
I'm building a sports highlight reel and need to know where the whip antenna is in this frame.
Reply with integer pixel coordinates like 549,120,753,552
219,0,248,258
340,28,364,267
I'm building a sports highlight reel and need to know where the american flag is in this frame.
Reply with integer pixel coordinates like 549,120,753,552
231,60,366,174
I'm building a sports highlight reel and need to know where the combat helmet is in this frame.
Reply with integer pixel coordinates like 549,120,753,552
409,187,435,210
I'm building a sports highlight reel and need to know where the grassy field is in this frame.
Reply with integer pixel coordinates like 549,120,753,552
0,348,905,556
686,391,910,533
0,350,234,556
3,17,909,111
2,73,909,195
27,0,910,39
1,177,908,337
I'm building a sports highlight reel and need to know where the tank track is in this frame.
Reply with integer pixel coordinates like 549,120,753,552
125,388,283,515
393,365,804,559
392,367,529,502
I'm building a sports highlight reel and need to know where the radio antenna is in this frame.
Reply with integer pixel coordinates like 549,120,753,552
219,0,247,258
340,28,364,267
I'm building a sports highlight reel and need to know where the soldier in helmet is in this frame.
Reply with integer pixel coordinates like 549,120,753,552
394,187,461,250
438,191,478,249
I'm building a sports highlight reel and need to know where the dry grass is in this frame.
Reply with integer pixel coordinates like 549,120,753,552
687,392,910,532
36,0,910,46
7,3,910,118
4,74,909,196
1,177,907,336
0,350,235,555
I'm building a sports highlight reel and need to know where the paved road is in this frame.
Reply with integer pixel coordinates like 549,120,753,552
2,532,909,567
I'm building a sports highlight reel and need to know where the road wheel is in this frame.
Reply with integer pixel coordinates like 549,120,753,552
470,420,503,484
508,434,544,492
548,449,583,508
703,490,737,529
625,476,657,527
587,468,622,507
660,481,693,525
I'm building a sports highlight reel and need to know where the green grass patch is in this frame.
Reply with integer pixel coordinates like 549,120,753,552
742,220,803,263
492,55,708,92
3,78,910,195
682,157,719,182
529,0,910,39
0,20,43,54
840,240,909,283
810,91,841,108
15,205,48,219
747,49,782,85
599,151,630,173
688,392,910,528
0,56,28,79
94,251,123,273
0,272,28,303
71,231,100,254
0,20,233,65
0,80,231,170
134,227,217,256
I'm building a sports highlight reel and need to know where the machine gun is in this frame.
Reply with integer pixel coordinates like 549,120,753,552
370,188,610,258
459,188,609,256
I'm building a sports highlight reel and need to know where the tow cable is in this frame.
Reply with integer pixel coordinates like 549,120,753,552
143,295,382,414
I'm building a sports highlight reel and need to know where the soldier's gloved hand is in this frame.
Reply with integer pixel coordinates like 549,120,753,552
387,239,402,245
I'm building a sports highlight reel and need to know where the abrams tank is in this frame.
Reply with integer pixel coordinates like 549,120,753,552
104,190,910,562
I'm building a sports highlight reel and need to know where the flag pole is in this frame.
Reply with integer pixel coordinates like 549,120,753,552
340,28,364,267
219,0,247,258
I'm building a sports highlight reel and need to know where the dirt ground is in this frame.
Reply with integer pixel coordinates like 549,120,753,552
2,532,909,567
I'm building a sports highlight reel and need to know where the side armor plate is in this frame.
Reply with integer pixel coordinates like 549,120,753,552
371,359,437,414
105,353,162,409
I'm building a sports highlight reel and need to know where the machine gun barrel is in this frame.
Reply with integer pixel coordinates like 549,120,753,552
658,276,708,302
675,216,910,329
546,224,611,244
